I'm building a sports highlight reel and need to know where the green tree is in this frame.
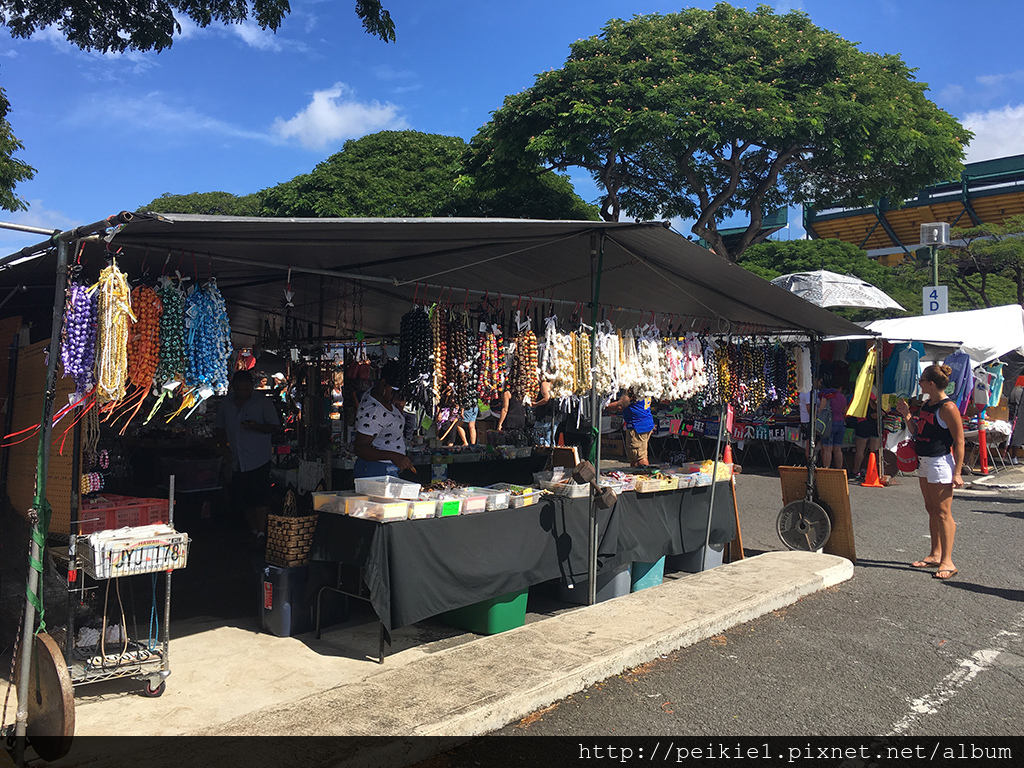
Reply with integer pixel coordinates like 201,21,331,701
467,3,970,262
255,130,599,220
141,191,261,217
0,85,34,211
942,216,1024,308
0,0,393,211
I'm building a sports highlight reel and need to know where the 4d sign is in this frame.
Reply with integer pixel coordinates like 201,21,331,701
923,286,948,315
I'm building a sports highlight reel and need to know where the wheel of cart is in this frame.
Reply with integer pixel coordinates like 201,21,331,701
777,435,833,551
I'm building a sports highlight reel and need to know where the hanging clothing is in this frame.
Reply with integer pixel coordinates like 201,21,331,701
973,368,997,406
882,343,922,400
847,345,878,418
987,361,1006,407
943,351,974,415
795,344,812,393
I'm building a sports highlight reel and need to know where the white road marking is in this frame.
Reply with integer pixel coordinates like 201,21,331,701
887,616,1024,735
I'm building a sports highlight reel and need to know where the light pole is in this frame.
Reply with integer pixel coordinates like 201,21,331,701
921,222,949,286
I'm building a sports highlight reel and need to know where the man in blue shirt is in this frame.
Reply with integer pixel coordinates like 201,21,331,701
607,388,655,467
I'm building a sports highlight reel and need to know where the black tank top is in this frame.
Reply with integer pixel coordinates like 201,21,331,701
915,398,954,457
504,396,526,431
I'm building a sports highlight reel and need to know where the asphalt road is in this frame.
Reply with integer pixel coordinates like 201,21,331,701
481,469,1024,738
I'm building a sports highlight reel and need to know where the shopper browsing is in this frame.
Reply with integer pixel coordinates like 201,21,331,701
895,364,965,580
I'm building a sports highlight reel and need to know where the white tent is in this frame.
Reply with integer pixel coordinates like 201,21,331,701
865,304,1024,367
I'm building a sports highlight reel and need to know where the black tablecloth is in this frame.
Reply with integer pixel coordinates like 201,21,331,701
310,482,736,632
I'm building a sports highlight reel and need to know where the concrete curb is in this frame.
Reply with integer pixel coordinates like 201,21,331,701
203,551,851,740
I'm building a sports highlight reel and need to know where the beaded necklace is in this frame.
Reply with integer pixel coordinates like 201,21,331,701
61,281,98,398
95,261,136,405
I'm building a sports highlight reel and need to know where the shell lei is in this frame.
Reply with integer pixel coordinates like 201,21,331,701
61,281,98,398
95,263,136,404
185,278,231,395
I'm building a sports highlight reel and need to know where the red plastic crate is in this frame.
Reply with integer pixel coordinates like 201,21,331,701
78,494,170,534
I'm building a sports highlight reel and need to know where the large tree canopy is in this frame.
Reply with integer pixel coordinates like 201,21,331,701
737,237,1016,317
142,130,599,221
467,2,970,261
942,216,1024,308
0,85,34,212
1,1,393,53
0,0,393,211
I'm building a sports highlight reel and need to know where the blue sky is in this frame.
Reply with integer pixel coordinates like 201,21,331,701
2,0,1024,255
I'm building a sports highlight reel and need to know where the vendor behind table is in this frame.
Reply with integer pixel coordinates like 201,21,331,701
353,359,415,479
605,387,655,467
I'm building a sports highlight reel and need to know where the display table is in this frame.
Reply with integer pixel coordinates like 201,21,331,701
309,482,736,643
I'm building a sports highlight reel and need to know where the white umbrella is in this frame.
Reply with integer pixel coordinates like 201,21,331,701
770,269,905,311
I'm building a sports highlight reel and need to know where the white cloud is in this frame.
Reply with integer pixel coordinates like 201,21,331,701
976,70,1024,89
230,21,283,51
271,83,408,151
962,104,1024,163
67,91,270,143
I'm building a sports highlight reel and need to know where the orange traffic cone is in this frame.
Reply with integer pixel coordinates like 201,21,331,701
723,444,733,464
860,452,884,487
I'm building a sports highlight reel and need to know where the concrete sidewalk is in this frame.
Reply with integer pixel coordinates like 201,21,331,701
25,549,853,767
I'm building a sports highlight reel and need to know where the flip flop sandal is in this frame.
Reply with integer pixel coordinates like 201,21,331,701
911,560,940,568
933,568,959,580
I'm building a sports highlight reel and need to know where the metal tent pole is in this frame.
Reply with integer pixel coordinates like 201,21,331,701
875,339,884,480
702,401,729,571
13,237,70,764
587,233,605,606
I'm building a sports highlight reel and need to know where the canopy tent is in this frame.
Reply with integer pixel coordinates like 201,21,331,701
865,304,1024,368
1,215,866,342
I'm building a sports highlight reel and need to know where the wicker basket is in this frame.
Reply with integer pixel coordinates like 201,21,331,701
265,514,318,568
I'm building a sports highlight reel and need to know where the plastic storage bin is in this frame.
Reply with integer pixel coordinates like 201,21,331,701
347,497,409,522
630,557,666,592
78,495,170,534
407,499,436,520
488,484,539,507
353,476,422,499
538,479,590,498
440,589,529,635
558,563,631,604
467,487,511,511
459,493,488,514
666,542,725,573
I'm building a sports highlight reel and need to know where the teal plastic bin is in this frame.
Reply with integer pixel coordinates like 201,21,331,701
441,588,529,635
630,557,666,592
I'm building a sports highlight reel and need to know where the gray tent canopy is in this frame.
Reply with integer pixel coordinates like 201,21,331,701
1,215,866,341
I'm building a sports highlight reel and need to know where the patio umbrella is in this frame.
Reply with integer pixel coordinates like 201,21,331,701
770,269,905,311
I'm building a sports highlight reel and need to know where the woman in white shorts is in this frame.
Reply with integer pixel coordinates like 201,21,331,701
895,364,964,580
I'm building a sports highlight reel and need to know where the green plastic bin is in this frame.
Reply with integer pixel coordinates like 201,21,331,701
441,588,529,635
630,557,666,592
